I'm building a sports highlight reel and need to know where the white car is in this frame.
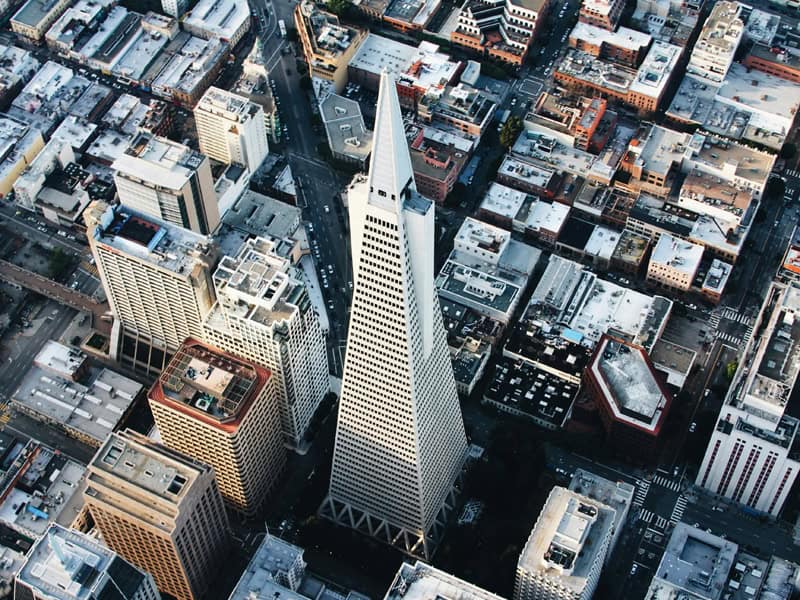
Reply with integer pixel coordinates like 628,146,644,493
324,205,330,213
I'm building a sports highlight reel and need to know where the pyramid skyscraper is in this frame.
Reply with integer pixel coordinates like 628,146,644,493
320,72,468,559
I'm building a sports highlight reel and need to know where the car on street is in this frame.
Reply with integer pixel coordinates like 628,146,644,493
689,422,697,433
324,205,330,213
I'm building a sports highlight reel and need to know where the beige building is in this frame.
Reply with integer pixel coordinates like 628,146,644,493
84,201,219,374
203,237,329,451
11,0,72,41
194,87,269,173
0,115,45,196
646,234,704,292
295,1,367,93
84,429,230,600
148,338,286,515
112,132,220,235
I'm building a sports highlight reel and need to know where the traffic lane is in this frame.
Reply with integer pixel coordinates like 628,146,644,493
3,413,96,465
0,210,87,255
681,502,799,561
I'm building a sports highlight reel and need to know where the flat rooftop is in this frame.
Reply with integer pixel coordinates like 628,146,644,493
688,131,775,190
518,487,615,595
611,229,649,266
498,155,556,191
14,364,141,446
183,0,250,40
88,430,209,530
87,202,216,276
484,356,579,428
385,0,440,26
12,0,64,28
0,443,85,538
479,182,529,220
229,535,306,600
629,41,682,99
650,523,738,600
113,132,206,192
385,561,503,600
702,259,732,295
436,258,522,317
591,335,670,433
524,199,570,235
320,93,373,163
569,22,651,51
153,338,267,427
650,234,704,276
152,35,227,97
17,524,148,600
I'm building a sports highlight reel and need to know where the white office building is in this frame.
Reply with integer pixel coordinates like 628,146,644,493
84,201,219,374
320,73,468,559
15,524,161,600
686,1,745,82
194,87,269,174
696,281,800,516
514,487,615,600
203,237,329,450
113,132,220,235
161,0,187,17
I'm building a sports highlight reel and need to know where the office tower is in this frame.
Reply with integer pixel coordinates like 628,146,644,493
149,338,286,514
696,281,800,516
161,0,186,17
15,524,161,600
84,201,219,374
514,487,615,600
113,132,219,235
320,72,468,560
203,237,329,450
84,430,230,600
194,87,269,173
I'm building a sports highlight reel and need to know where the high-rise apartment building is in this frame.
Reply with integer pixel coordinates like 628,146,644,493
686,1,744,83
84,201,219,374
84,430,230,600
161,0,187,17
696,281,800,516
203,237,329,450
15,524,161,600
320,73,468,560
194,87,269,174
148,338,286,515
514,487,615,600
113,132,219,235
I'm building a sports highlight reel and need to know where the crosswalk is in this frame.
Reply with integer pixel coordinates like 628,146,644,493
786,169,800,178
640,509,654,524
670,495,688,524
652,475,681,492
709,312,721,329
654,516,670,530
633,480,650,507
717,331,742,346
719,307,751,325
743,323,754,345
80,261,98,277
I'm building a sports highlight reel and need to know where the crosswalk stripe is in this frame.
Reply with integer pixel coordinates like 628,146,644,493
670,496,688,523
655,516,670,530
640,509,654,523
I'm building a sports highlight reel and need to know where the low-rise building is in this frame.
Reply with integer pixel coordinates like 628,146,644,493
408,126,468,203
418,82,497,140
496,155,559,198
44,0,115,57
0,114,44,196
744,42,800,84
686,1,745,83
584,334,672,457
610,228,649,273
0,441,86,540
182,0,250,45
578,0,626,30
11,0,72,41
383,0,440,31
631,0,701,47
15,524,161,600
701,258,732,304
151,34,229,107
450,0,549,66
319,93,372,168
387,562,503,600
13,340,142,447
554,41,681,114
347,35,460,109
646,234,704,292
568,22,652,66
646,523,738,600
436,217,540,323
295,1,367,93
515,487,615,600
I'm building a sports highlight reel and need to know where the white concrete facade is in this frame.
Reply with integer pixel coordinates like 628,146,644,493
195,87,269,173
321,73,468,559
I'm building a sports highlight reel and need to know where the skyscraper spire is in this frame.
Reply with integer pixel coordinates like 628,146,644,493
320,71,468,560
366,72,414,209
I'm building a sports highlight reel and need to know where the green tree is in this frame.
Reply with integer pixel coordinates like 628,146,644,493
780,142,797,160
326,0,351,17
499,116,523,149
48,248,72,281
764,176,786,203
725,360,739,380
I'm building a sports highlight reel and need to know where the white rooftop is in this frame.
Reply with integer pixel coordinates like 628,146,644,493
385,561,503,600
112,133,207,192
651,234,704,275
525,199,570,234
629,40,682,99
584,226,620,261
569,22,651,51
183,0,250,40
480,182,528,220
